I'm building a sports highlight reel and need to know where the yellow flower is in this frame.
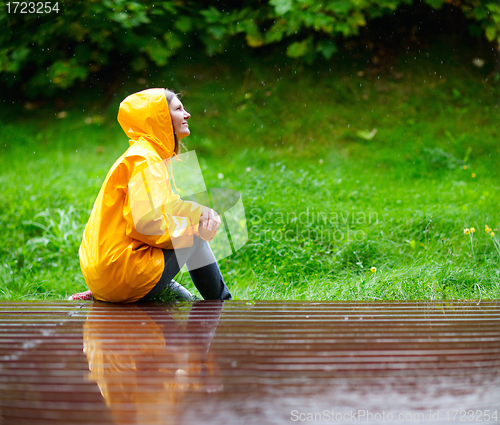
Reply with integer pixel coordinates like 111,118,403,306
463,165,468,170
470,227,475,233
370,266,377,273
464,228,470,235
471,173,476,178
491,232,495,237
485,225,491,233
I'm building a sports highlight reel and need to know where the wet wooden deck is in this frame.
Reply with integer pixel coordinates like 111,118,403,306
1,300,499,424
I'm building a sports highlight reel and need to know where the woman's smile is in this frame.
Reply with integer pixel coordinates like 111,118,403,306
168,96,191,140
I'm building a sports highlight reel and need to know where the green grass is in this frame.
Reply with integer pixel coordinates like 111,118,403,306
1,48,499,301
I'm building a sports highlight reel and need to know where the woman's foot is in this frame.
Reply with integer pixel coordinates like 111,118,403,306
168,280,194,301
68,290,94,301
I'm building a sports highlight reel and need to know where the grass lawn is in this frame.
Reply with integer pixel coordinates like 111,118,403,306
1,46,499,301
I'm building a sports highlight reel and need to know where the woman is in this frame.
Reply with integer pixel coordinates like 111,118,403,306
70,88,231,302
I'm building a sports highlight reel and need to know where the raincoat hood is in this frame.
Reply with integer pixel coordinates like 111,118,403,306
117,88,175,158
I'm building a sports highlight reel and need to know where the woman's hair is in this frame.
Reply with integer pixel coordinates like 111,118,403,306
165,88,185,155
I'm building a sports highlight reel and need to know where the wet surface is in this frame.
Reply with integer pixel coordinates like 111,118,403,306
0,300,499,424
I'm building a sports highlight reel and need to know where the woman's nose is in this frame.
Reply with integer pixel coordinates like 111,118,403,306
184,110,191,119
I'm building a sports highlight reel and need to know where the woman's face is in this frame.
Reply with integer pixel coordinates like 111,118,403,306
169,96,191,140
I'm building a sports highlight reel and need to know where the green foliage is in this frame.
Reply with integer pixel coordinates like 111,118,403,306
1,52,499,300
0,0,187,95
1,0,499,96
22,206,84,265
464,1,500,42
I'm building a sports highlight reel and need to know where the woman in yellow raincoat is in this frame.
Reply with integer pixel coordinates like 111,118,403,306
71,88,231,303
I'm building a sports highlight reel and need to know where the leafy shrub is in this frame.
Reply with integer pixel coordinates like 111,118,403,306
0,0,498,97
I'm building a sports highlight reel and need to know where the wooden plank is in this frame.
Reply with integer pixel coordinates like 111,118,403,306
0,300,499,425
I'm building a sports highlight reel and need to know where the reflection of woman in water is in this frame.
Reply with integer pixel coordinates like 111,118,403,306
72,88,232,303
83,302,223,425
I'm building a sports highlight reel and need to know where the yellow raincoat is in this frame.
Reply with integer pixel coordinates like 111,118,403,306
79,88,211,303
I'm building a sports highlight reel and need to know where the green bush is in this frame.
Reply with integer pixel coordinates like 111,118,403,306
1,0,498,97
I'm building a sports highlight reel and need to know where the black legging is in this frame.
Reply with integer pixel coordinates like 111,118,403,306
140,236,232,301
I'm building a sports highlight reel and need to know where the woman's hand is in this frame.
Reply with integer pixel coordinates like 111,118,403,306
198,208,221,239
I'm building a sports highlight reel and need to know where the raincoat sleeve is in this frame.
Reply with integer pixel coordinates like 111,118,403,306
122,156,215,249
